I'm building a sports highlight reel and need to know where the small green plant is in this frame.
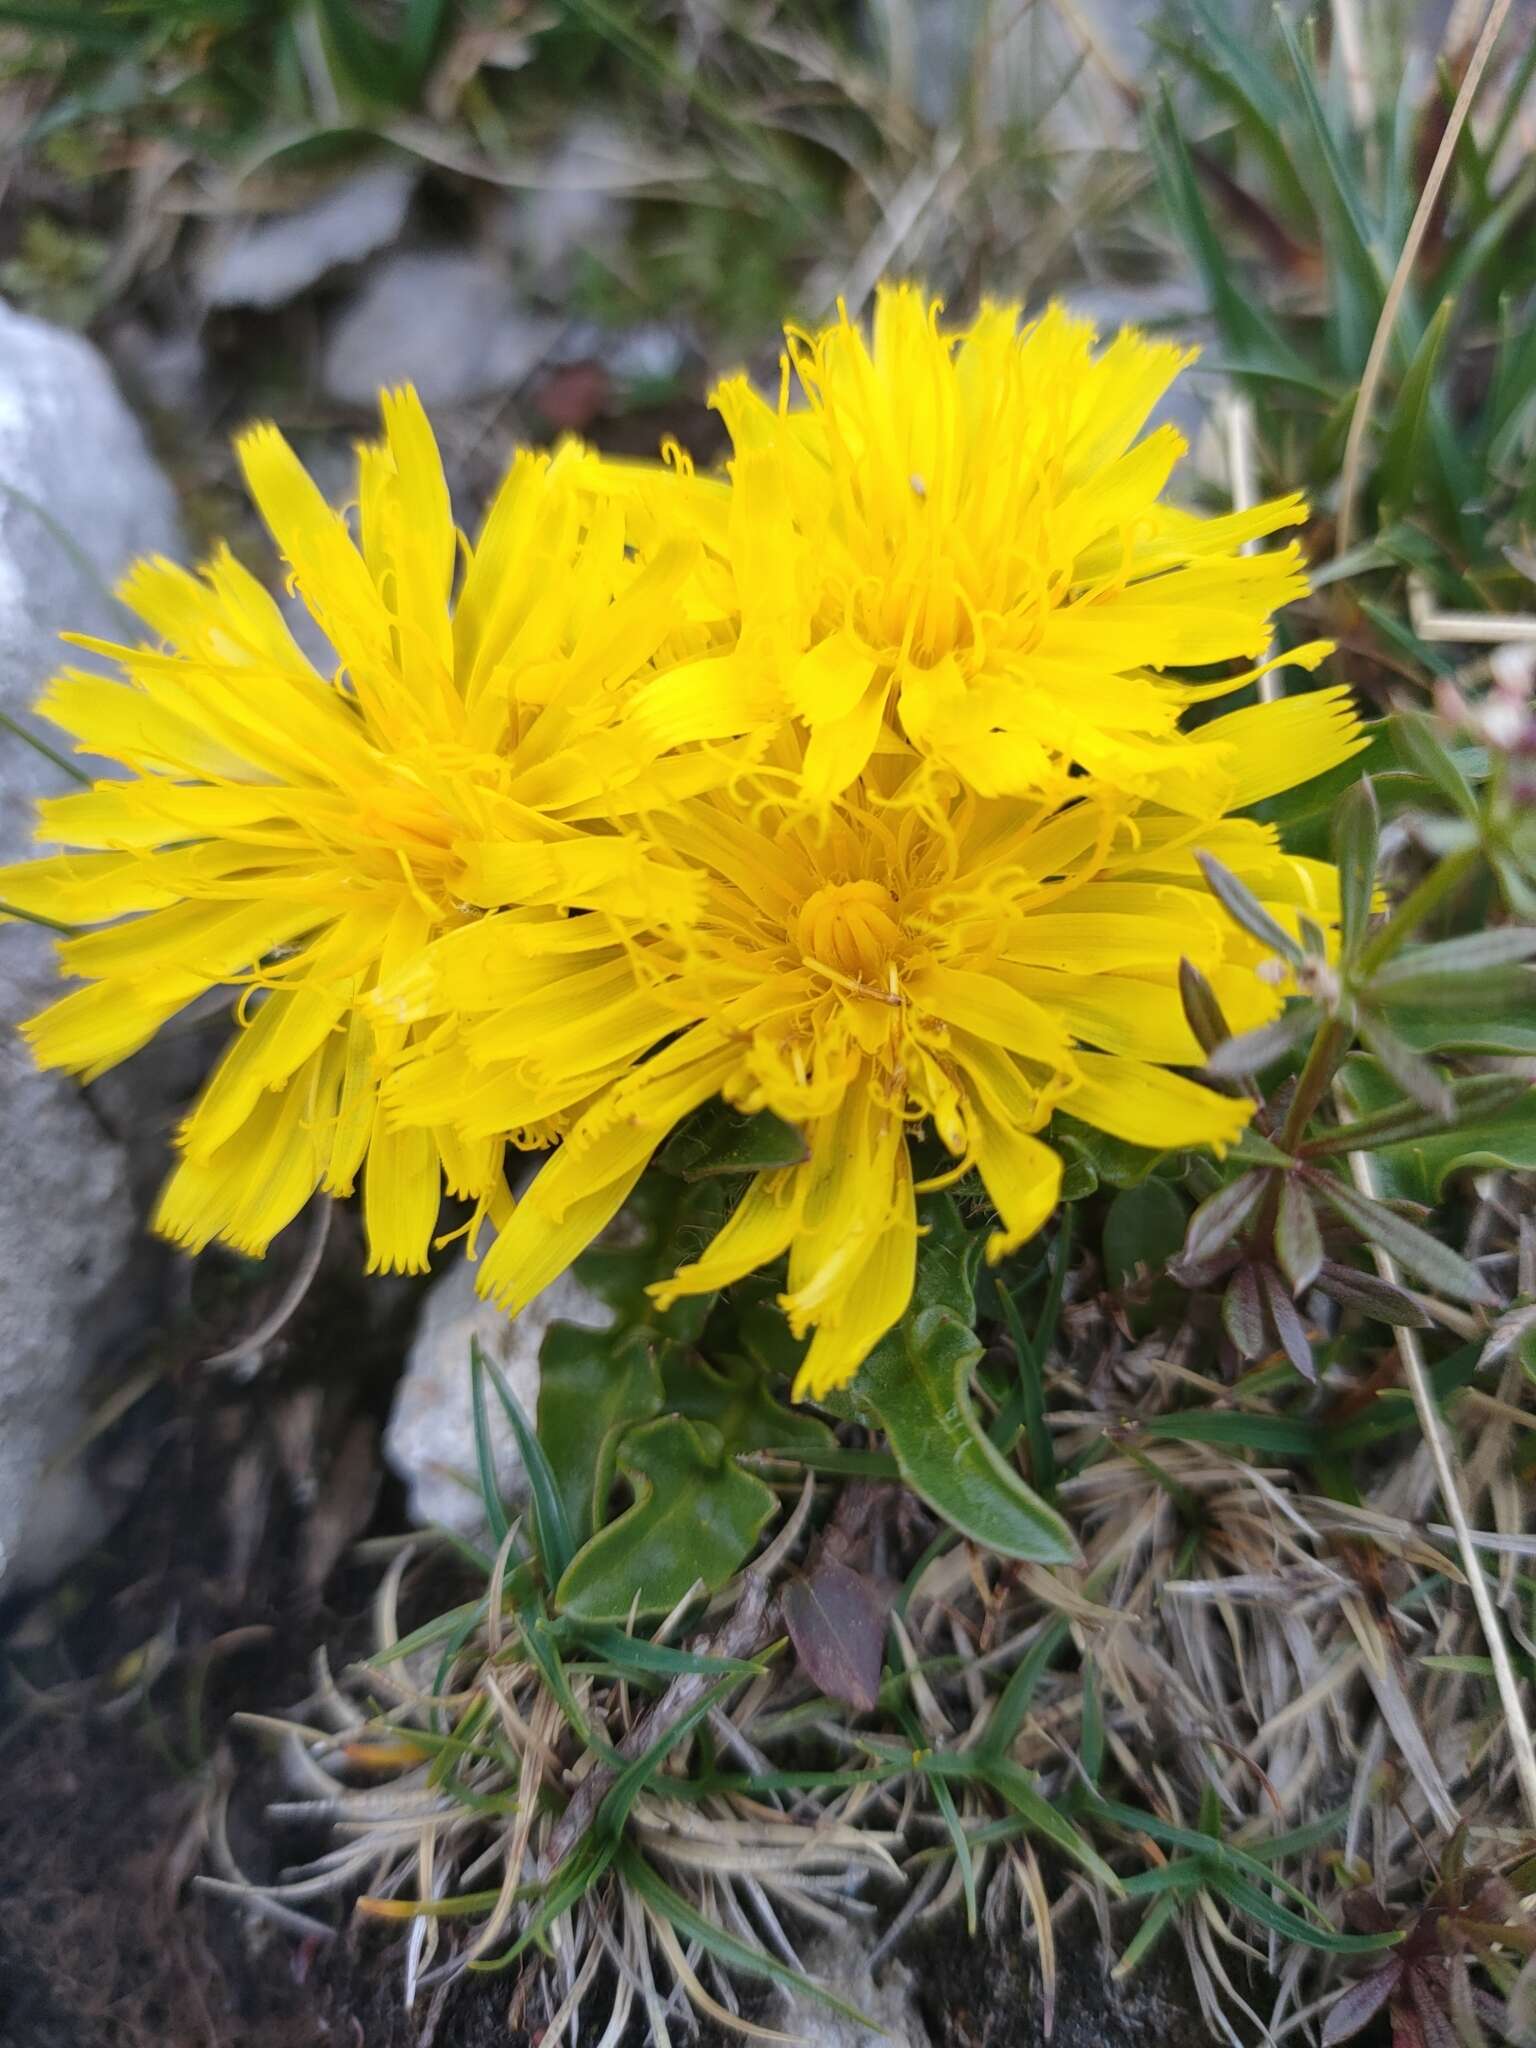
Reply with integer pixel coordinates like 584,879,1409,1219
207,1337,893,2035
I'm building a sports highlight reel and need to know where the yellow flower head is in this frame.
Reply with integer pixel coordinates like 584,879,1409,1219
0,390,710,1272
390,735,1348,1399
622,284,1332,805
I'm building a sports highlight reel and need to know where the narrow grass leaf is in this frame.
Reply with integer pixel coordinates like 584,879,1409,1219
468,1340,509,1548
617,1847,880,2027
476,1338,577,1582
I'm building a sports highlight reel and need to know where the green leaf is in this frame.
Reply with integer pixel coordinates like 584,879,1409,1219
862,1305,1077,1564
475,1340,577,1586
981,1617,1071,1758
1116,1890,1184,1974
1378,297,1455,515
562,1623,763,1680
1391,712,1480,821
1385,987,1536,1055
0,2,142,46
658,1347,833,1460
1329,1341,1480,1448
1103,1181,1188,1290
1141,1409,1323,1458
1051,1113,1164,1189
1088,1796,1373,1935
617,1847,880,2029
919,1750,1121,1892
925,1756,979,1932
1213,1871,1401,1955
316,0,447,104
1146,83,1296,372
1362,598,1459,679
593,1671,745,1839
1354,1012,1453,1120
554,1416,777,1622
1333,777,1380,960
1334,1057,1536,1204
855,1202,1076,1565
1228,1128,1298,1169
657,1103,808,1180
1323,1062,1531,1152
993,1279,1054,1496
1368,928,1536,999
536,1324,666,1550
728,1274,811,1384
1170,0,1311,216
1274,8,1384,357
477,1670,741,1972
574,1175,728,1342
1079,1659,1104,1787
469,1340,510,1547
1246,721,1396,852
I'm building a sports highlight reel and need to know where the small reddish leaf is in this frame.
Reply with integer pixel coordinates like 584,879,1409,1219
1407,1968,1460,2048
1179,956,1233,1055
1323,1965,1402,2045
783,1557,892,1713
533,361,611,433
1181,1169,1269,1267
1260,1262,1317,1383
1275,1175,1324,1294
1316,1261,1432,1327
1343,1891,1397,1935
1221,1262,1268,1359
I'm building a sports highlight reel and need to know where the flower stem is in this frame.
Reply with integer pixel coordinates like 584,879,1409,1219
1278,1013,1352,1156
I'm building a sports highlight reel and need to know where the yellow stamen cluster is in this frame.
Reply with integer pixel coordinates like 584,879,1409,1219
0,286,1362,1395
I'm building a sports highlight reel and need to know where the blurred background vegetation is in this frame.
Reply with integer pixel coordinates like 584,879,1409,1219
3,0,1532,670
4,6,1536,2044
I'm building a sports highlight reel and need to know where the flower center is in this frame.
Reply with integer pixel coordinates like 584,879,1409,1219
797,879,904,985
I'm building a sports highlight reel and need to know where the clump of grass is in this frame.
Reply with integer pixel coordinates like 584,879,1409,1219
205,1347,905,2040
1151,0,1536,611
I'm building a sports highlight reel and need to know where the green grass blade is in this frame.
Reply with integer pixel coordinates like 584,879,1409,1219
468,1341,510,1547
475,1338,577,1582
617,1846,882,2027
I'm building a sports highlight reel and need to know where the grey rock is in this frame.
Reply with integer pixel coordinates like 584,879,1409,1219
107,316,208,414
197,165,416,310
600,321,690,389
772,1932,932,2047
0,298,183,1593
384,1257,613,1537
322,249,559,409
489,116,633,290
